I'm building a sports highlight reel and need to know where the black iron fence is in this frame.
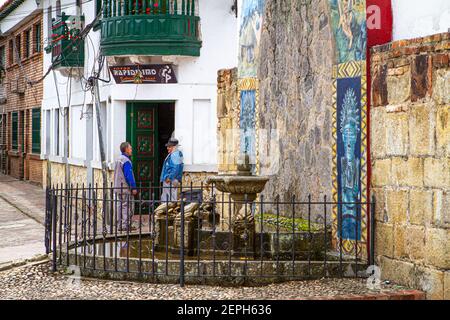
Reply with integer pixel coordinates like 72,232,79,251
44,183,376,286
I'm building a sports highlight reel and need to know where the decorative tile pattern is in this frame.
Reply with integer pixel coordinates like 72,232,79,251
330,0,369,258
238,78,258,91
331,62,369,258
337,60,362,78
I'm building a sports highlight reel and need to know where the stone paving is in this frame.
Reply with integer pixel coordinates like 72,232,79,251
0,260,415,300
0,174,46,224
0,200,44,264
0,174,46,266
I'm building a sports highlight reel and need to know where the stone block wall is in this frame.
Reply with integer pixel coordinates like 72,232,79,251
217,68,240,174
370,32,449,299
257,0,334,204
44,161,213,198
43,163,115,189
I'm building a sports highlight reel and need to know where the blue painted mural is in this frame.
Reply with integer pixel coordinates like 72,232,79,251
330,0,368,255
237,0,267,174
336,78,362,241
239,0,265,78
329,0,367,64
240,89,257,172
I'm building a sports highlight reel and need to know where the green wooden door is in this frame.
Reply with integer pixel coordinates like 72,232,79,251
126,103,159,210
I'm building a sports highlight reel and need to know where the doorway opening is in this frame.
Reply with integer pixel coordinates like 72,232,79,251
157,103,175,182
126,101,175,209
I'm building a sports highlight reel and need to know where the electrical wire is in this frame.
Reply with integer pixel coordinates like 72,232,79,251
29,4,103,86
11,34,40,105
1,4,103,121
35,5,104,127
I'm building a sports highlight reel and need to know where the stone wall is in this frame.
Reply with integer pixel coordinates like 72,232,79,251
45,161,213,193
258,0,334,203
370,32,450,299
43,163,115,189
217,68,240,174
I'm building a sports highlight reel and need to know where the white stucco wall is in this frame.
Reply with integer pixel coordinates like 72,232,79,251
40,0,238,174
0,0,40,34
392,0,450,40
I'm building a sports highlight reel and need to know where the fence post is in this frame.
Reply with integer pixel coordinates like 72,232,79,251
179,197,185,287
52,189,58,272
44,187,50,254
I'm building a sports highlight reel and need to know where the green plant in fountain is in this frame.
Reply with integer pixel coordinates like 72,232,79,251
255,213,323,233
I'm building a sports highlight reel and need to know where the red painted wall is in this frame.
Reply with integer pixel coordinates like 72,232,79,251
367,0,393,47
366,0,393,263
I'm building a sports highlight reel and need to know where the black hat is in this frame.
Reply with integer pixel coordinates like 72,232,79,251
165,138,179,147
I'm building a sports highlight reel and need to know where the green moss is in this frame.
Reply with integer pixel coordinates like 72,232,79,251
255,213,323,232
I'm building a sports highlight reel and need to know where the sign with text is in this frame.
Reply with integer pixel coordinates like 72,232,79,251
109,64,177,84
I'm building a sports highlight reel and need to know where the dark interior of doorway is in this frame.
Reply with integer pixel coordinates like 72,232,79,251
157,103,175,181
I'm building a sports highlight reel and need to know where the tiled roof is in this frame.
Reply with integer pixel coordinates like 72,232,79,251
0,0,26,22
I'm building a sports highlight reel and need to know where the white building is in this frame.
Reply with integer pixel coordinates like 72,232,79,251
391,0,450,40
40,0,238,188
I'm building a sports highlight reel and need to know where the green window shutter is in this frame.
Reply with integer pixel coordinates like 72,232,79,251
25,29,31,58
32,108,41,154
11,112,18,150
35,24,41,53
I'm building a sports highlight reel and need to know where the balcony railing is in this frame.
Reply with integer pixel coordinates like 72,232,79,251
47,13,85,68
100,0,202,57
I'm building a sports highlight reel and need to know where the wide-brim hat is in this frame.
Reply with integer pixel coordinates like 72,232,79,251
165,138,180,147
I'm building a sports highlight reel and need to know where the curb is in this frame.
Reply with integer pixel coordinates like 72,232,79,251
0,254,50,272
300,290,426,300
0,193,45,226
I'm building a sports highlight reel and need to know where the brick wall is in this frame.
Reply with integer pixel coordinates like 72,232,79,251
0,13,44,185
370,32,449,300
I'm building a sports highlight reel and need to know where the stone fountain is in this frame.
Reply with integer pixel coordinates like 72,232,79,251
207,154,269,254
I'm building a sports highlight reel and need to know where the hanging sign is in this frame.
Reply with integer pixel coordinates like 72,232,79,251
109,64,177,84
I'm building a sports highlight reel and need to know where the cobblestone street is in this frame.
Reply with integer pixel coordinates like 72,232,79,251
0,174,423,300
0,261,417,300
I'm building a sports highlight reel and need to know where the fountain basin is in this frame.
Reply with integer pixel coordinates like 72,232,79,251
206,175,269,201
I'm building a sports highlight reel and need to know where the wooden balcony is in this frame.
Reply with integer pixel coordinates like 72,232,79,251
48,14,85,69
100,0,202,57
